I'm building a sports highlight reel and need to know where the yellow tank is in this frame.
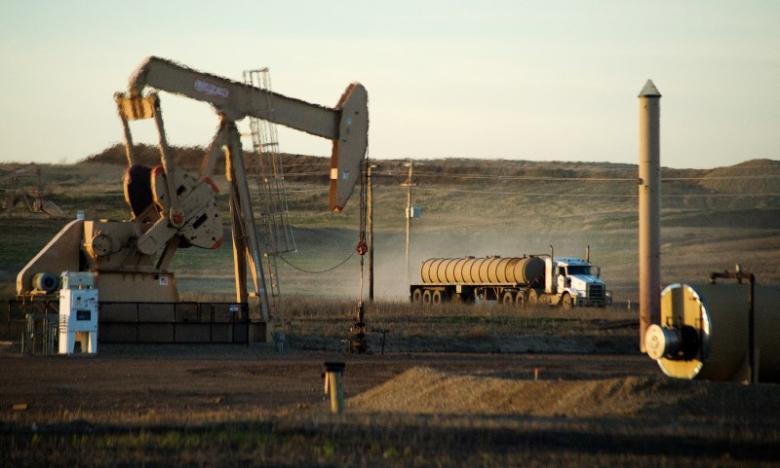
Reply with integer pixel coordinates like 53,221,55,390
645,283,780,382
420,256,545,285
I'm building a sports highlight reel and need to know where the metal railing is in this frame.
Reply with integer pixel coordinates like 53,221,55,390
4,300,259,345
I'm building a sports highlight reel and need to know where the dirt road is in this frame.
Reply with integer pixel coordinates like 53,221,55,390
0,345,656,424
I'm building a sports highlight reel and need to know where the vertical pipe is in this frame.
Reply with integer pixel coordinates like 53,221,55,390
638,80,661,353
747,272,757,383
403,162,414,284
367,164,375,302
324,362,346,414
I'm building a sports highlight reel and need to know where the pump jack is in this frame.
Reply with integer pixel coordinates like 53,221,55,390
16,57,368,330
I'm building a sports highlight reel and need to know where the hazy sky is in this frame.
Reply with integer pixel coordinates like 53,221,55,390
0,0,777,168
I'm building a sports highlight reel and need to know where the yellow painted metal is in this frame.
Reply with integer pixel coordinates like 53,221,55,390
463,258,476,283
638,80,662,352
486,257,501,282
115,94,156,121
323,363,346,414
453,258,469,282
471,258,486,283
444,259,458,284
95,272,178,303
436,259,450,283
419,256,545,285
421,258,438,283
653,283,780,382
496,258,512,283
16,220,83,295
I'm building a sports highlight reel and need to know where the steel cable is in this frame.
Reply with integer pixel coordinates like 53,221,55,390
278,251,356,274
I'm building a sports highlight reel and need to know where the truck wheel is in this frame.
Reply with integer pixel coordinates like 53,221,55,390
501,292,514,305
432,290,443,305
527,290,539,305
422,290,432,305
515,292,526,308
561,293,574,310
412,288,423,303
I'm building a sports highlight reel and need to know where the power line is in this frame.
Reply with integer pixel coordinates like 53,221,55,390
278,184,780,199
276,170,780,183
413,188,780,198
277,251,355,274
662,175,780,181
379,171,780,182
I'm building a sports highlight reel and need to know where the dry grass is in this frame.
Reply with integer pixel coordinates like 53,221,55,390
3,139,779,467
3,155,780,306
3,365,779,466
259,297,638,354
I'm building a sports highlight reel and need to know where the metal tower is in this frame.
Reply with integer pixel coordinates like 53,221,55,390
242,68,297,317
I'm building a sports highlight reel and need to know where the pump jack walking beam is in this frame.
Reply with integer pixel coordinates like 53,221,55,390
112,56,368,323
122,56,368,212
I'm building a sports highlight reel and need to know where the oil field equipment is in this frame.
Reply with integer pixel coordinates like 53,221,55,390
242,67,296,329
645,269,780,383
15,56,368,341
637,79,662,353
0,164,66,219
348,301,368,353
410,253,610,308
634,80,779,382
58,272,98,355
18,303,58,356
323,361,346,414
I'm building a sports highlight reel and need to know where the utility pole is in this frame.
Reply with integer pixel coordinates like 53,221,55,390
367,163,377,301
400,161,415,283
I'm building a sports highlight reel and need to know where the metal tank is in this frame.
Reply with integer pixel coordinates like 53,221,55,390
645,283,780,382
420,256,544,285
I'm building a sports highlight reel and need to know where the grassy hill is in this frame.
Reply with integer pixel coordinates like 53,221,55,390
1,145,779,300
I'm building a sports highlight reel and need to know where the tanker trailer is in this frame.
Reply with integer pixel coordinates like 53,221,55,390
409,255,610,308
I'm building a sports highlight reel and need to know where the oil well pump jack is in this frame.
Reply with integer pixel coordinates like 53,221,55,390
16,56,368,330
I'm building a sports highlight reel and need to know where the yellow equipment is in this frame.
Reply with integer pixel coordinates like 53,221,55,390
645,282,780,382
17,56,368,327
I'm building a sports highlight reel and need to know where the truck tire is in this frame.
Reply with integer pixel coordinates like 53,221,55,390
515,292,526,308
501,291,514,305
561,293,574,310
527,289,539,305
432,290,443,305
422,290,432,305
412,288,423,303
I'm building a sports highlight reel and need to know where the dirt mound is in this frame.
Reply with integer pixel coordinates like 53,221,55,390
350,367,778,419
698,158,780,195
80,143,332,181
82,143,207,171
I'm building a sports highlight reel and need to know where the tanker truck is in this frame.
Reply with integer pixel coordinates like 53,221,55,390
409,255,611,308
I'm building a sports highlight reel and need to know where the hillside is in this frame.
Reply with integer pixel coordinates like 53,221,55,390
82,143,707,183
698,158,780,195
2,146,779,299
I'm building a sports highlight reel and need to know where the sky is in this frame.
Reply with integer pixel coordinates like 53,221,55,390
0,0,778,169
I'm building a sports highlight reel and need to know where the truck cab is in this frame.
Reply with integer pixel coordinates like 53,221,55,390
547,257,610,308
